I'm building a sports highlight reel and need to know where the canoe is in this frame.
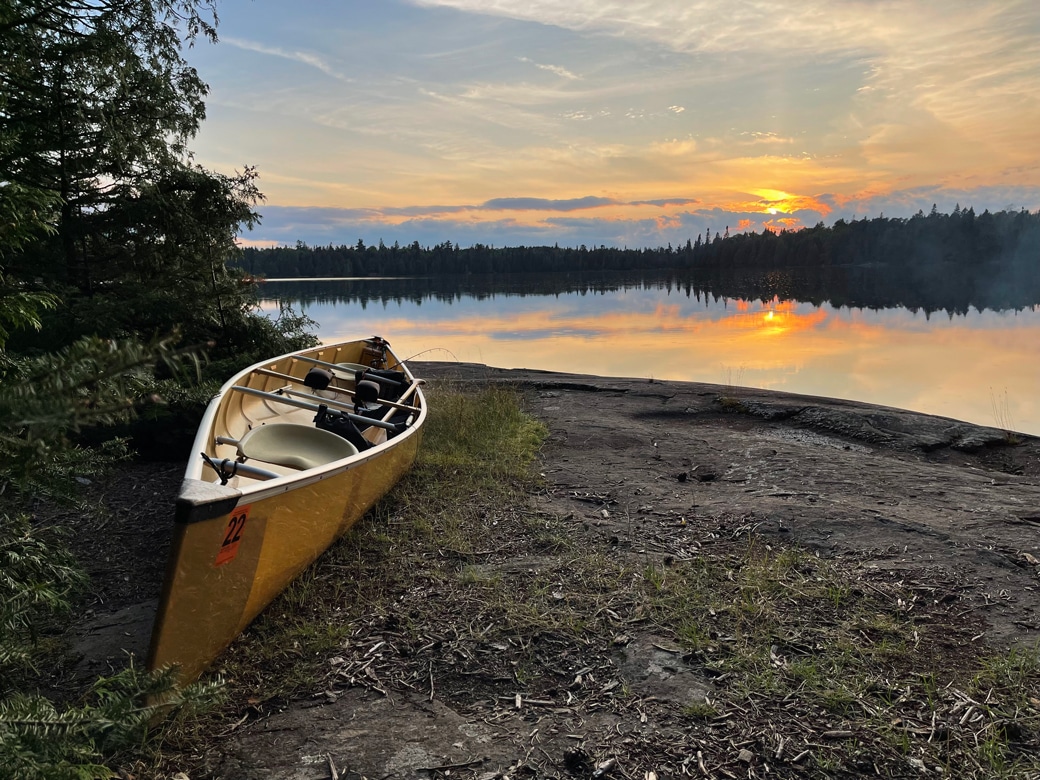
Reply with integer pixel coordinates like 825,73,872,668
147,336,426,684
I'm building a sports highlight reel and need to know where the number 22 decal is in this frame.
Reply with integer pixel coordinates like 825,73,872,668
215,505,250,566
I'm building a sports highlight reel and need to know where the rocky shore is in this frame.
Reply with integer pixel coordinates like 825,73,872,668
61,364,1040,778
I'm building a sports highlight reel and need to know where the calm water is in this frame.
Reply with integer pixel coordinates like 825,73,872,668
258,271,1040,436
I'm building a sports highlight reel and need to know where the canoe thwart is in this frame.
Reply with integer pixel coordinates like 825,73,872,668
335,362,404,388
231,385,406,432
249,366,421,414
291,354,403,387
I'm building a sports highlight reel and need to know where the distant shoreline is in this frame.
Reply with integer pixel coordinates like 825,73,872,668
262,276,413,282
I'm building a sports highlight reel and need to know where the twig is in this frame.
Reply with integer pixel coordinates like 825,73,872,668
497,695,557,707
417,756,486,771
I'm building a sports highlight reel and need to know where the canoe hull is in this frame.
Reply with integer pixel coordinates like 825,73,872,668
147,338,424,684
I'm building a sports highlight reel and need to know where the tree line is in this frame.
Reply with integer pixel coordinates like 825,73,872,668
255,259,1040,318
1,1,313,775
236,205,1040,279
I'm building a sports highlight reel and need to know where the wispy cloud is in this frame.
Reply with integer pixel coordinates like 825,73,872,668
220,36,353,82
740,131,794,145
187,1,1040,249
409,0,1040,171
630,198,700,207
481,196,615,211
518,56,580,80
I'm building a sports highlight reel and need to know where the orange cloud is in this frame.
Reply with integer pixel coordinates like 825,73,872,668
755,189,833,216
718,189,832,220
765,217,804,232
654,214,683,230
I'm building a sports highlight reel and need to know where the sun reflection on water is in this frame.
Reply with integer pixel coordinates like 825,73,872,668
262,288,1040,435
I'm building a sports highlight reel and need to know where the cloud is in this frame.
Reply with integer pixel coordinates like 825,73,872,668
840,184,1040,219
242,178,1040,252
480,196,616,211
408,0,1040,170
195,0,1040,232
740,131,795,145
647,138,698,157
220,36,353,82
518,56,580,80
561,109,612,121
629,198,700,207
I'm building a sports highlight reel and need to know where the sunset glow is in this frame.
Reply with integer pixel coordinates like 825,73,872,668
262,287,1040,434
182,0,1040,249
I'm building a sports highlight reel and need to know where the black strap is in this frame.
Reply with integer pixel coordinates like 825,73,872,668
201,453,239,485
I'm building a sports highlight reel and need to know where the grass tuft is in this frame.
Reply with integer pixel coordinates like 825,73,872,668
990,387,1023,445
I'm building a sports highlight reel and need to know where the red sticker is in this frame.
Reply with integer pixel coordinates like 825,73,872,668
215,505,250,566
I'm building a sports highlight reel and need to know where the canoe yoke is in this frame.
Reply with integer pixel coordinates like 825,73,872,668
235,423,359,471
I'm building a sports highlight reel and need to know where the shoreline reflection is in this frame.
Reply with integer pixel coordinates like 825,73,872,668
259,272,1040,436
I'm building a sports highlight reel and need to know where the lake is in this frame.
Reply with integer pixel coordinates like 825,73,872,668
258,270,1040,436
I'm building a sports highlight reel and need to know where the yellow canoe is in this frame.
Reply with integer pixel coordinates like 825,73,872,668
147,337,426,684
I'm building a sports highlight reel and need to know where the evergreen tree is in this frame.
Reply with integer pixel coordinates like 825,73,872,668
0,4,252,775
0,0,284,360
1,0,213,286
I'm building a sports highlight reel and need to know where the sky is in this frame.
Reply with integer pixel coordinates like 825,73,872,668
183,0,1040,249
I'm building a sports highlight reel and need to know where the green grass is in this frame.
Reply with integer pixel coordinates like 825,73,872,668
219,383,547,688
990,387,1023,445
628,543,1040,778
139,382,1040,779
683,700,719,720
715,395,749,413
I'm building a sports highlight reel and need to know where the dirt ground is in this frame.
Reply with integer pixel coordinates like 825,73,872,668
56,363,1040,779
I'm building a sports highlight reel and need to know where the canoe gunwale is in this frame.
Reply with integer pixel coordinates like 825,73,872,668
174,425,419,521
174,479,243,525
178,337,427,510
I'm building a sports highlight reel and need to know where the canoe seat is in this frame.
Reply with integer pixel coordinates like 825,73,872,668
236,423,358,471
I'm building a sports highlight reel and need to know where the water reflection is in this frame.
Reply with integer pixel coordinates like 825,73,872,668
259,271,1040,436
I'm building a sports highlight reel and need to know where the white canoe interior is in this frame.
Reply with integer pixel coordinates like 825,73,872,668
190,340,422,488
